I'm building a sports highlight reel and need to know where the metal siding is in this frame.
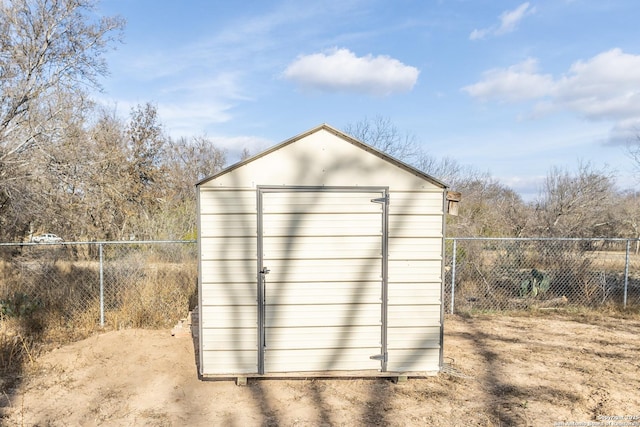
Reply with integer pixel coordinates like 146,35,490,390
264,258,382,283
201,129,443,190
200,305,257,328
388,259,442,282
199,189,258,376
265,349,382,372
263,235,382,259
388,214,444,237
387,283,442,304
261,189,385,373
201,350,257,374
197,184,204,375
200,236,257,260
200,282,256,306
262,192,384,213
388,237,442,260
389,191,444,214
265,282,381,305
387,305,441,327
201,328,256,351
387,326,441,349
262,213,382,236
199,189,256,214
201,260,256,284
387,326,441,372
386,348,441,372
385,190,443,372
265,326,382,349
265,304,382,327
200,214,257,237
196,128,447,376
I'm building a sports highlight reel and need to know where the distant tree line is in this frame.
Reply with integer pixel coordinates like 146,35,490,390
1,1,638,243
346,116,640,241
0,0,227,242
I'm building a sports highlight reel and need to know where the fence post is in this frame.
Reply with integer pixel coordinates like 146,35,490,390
450,239,457,314
624,239,630,308
99,243,105,327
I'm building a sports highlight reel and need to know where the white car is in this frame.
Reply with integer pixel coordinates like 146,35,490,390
32,233,63,243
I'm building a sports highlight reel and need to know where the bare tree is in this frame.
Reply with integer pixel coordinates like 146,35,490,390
22,101,229,241
160,135,227,239
343,116,532,237
239,147,252,161
612,190,640,252
534,162,616,237
627,134,640,178
126,104,166,191
165,135,227,188
0,0,124,239
343,116,421,164
113,103,168,239
0,0,124,168
447,172,529,237
344,117,480,189
25,103,128,241
82,105,129,240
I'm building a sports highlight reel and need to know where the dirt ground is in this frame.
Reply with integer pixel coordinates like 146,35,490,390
2,312,640,426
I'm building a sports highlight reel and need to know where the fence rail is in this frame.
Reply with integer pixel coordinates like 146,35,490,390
445,237,640,313
2,238,639,332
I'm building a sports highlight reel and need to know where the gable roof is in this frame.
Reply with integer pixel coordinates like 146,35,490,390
196,123,448,188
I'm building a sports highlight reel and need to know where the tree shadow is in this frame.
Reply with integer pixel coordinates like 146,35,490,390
453,315,588,425
197,128,448,425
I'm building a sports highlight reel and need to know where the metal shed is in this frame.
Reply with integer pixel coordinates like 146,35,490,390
196,124,448,380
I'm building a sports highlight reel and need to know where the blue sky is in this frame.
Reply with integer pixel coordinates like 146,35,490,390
95,0,640,199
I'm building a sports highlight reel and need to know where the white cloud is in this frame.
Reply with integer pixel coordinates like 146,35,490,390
462,58,554,102
283,48,420,96
470,2,535,40
463,48,640,145
496,2,536,35
608,118,640,146
555,49,640,121
469,28,489,41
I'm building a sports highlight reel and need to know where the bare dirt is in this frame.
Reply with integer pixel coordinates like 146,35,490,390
2,312,640,426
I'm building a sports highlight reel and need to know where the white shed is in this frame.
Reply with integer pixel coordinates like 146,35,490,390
196,124,448,380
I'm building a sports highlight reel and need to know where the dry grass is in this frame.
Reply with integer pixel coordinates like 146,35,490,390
1,253,196,401
452,243,640,311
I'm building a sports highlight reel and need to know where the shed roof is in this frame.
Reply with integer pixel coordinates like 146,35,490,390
196,123,448,188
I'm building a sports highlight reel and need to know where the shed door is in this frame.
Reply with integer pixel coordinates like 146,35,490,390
258,187,388,374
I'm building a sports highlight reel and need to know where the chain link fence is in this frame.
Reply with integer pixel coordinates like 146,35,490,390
3,238,639,332
445,238,640,313
0,241,197,331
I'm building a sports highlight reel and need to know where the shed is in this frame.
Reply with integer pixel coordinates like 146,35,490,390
196,124,448,380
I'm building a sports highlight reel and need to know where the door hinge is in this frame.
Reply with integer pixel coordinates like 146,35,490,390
370,195,389,204
369,352,388,362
